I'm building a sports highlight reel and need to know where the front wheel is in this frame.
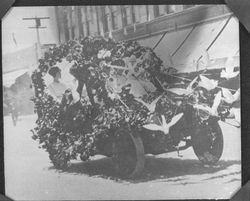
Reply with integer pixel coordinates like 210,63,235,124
192,121,223,165
112,128,145,178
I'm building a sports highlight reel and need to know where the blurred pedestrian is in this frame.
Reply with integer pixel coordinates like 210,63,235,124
10,99,19,126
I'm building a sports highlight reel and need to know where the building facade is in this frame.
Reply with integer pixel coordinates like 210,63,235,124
55,5,231,42
55,5,238,73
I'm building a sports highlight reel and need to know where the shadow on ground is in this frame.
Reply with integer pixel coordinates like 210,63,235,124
49,155,240,183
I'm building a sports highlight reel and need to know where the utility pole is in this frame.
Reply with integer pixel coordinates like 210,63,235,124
22,16,50,58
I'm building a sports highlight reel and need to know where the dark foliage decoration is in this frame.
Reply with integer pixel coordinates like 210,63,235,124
31,36,168,168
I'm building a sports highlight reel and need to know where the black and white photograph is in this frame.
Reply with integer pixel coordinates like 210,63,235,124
2,4,241,200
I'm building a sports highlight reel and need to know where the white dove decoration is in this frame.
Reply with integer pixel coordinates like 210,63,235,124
231,107,241,125
220,57,239,79
135,95,162,113
97,49,111,59
198,75,218,91
102,62,150,98
126,79,148,98
143,113,184,135
221,88,240,104
193,91,222,116
139,80,157,93
166,76,198,96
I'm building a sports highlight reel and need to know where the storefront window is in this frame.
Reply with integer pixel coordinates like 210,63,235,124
110,6,118,30
153,5,160,17
71,7,76,39
159,5,167,15
138,5,147,22
63,8,70,41
80,7,87,36
101,6,109,33
83,7,90,36
122,6,132,26
77,7,84,37
88,6,98,35
131,6,136,24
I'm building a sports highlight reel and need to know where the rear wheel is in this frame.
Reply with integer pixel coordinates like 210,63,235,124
192,122,223,165
112,128,145,178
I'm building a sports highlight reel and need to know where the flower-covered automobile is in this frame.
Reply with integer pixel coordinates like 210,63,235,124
31,36,240,178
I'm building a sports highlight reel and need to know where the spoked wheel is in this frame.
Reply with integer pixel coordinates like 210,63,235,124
192,121,223,165
112,128,145,178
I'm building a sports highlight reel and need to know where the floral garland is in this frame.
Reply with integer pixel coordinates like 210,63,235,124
31,36,168,168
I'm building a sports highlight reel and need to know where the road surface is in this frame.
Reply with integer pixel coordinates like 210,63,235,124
4,114,241,200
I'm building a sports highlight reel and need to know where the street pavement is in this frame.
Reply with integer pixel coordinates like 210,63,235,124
4,114,241,200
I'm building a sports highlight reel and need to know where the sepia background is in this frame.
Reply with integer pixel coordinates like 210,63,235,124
2,5,240,200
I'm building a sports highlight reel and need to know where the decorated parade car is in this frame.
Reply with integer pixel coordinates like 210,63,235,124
31,36,240,178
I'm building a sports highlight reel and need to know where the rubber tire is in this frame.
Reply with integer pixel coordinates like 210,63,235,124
192,121,223,165
112,128,145,178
